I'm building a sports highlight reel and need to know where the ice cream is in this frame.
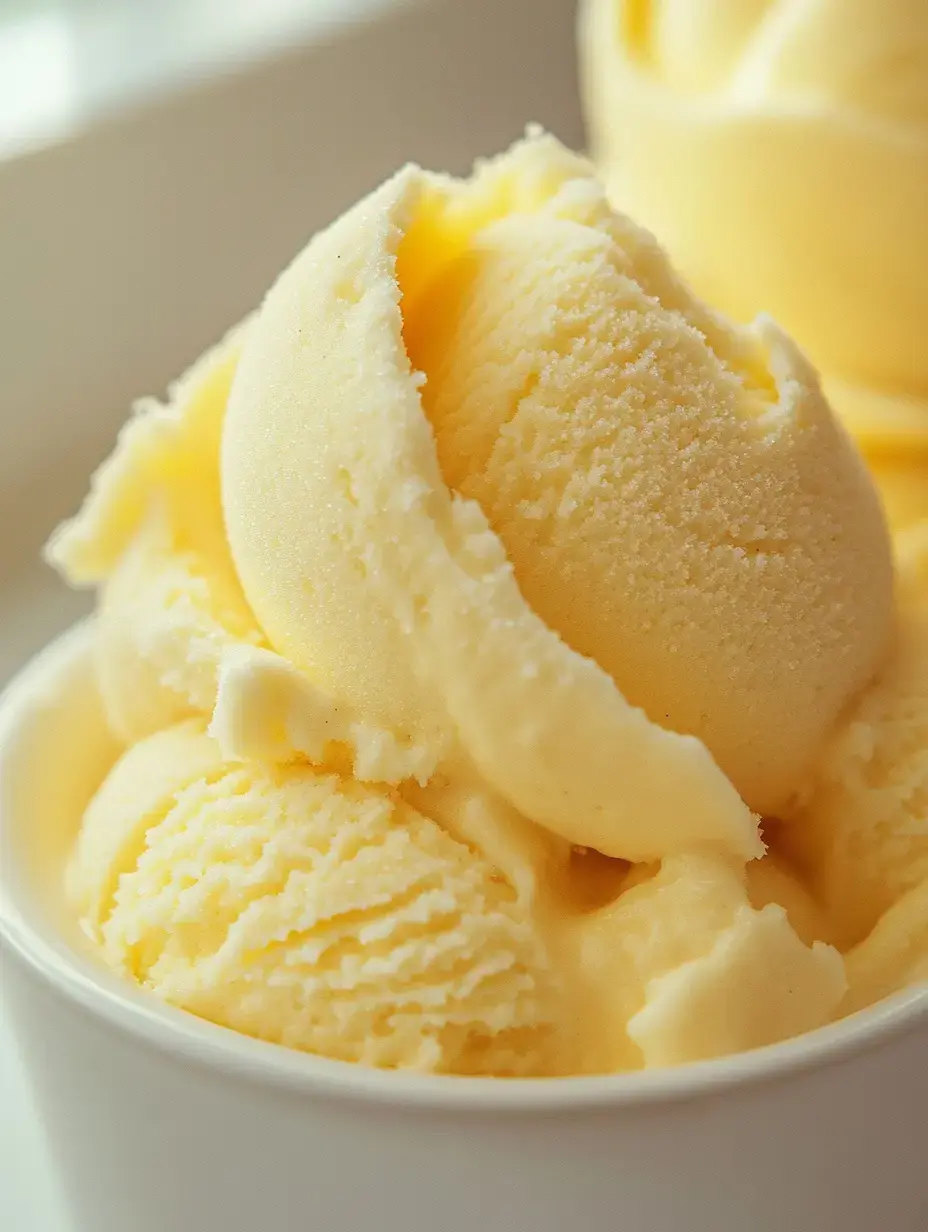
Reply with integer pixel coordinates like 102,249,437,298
578,0,928,529
575,852,844,1070
66,713,849,1075
66,719,567,1076
785,519,928,1012
48,325,265,744
49,132,904,1076
222,131,890,832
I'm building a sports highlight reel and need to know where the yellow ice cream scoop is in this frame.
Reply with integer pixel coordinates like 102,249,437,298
579,0,928,524
222,131,891,855
787,523,928,951
66,720,846,1075
67,720,567,1076
46,325,266,743
48,131,896,1077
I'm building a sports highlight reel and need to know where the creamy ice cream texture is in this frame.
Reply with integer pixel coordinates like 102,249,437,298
579,0,928,530
52,325,265,744
51,133,913,1076
221,133,888,833
66,719,567,1076
786,520,928,1016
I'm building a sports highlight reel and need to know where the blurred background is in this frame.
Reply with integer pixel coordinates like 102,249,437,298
0,0,582,688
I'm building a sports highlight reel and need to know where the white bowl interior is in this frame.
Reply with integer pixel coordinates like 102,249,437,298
1,624,120,936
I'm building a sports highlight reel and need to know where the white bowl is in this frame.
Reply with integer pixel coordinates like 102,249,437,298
2,623,927,1232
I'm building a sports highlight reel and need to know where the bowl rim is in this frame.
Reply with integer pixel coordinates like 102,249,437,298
2,621,927,1114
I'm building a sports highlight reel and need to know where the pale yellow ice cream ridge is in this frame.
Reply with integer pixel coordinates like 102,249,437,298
68,720,567,1076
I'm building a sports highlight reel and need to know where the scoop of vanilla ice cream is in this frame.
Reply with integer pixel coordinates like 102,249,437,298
48,131,906,1075
572,853,844,1069
67,720,567,1076
579,0,928,528
788,524,928,948
222,131,891,846
47,325,264,742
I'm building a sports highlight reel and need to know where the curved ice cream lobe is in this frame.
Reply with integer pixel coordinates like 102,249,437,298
67,720,569,1077
222,132,891,852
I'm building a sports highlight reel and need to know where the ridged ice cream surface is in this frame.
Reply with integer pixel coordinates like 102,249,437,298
67,721,564,1075
47,132,919,1077
67,720,846,1075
